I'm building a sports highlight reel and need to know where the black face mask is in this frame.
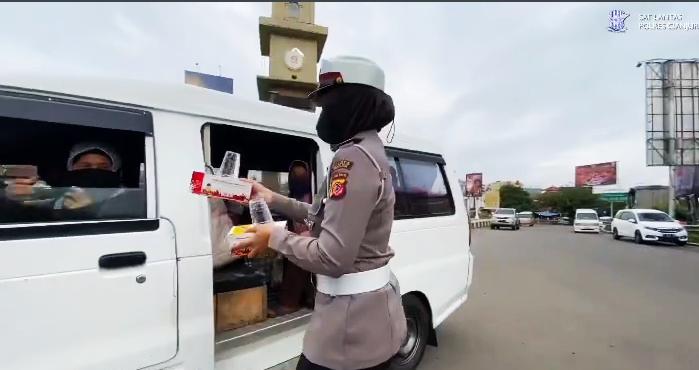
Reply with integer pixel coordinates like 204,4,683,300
289,176,311,198
57,169,121,188
315,84,395,146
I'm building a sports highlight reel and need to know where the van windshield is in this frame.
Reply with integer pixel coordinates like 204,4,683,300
576,213,598,220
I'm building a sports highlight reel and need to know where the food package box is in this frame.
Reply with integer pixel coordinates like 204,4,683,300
190,171,252,202
229,221,286,257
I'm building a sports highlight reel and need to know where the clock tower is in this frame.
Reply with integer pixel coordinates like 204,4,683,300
257,2,328,111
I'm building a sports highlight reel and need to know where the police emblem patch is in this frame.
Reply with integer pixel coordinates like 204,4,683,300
332,159,353,171
330,172,348,199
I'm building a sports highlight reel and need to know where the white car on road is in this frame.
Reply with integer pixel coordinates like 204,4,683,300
611,209,688,246
491,208,520,230
574,209,600,233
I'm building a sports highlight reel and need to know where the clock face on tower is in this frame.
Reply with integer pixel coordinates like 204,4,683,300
284,47,305,71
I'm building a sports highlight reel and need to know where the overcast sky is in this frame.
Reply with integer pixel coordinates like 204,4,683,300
1,2,697,189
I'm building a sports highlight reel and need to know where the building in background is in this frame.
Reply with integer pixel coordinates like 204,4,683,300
483,180,523,210
184,70,234,94
257,1,328,111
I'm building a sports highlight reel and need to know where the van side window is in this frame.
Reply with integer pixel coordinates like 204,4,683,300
391,156,455,219
0,117,147,224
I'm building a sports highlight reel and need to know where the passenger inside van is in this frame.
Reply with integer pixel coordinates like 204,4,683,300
210,197,245,268
270,160,314,317
1,140,142,222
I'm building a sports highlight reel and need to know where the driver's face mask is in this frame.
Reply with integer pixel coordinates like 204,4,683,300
57,169,121,188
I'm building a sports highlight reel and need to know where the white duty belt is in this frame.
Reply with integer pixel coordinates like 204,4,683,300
315,265,391,296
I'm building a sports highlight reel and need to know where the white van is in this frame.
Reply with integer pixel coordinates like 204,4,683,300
573,209,600,233
0,76,474,370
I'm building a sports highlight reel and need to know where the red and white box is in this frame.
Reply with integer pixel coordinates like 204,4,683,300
190,171,252,202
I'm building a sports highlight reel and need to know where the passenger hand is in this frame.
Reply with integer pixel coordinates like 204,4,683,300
4,177,38,199
61,189,94,209
231,223,279,258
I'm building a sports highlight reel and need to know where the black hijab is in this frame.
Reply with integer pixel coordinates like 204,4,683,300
315,84,395,148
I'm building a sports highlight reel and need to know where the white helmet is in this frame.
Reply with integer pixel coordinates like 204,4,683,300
309,55,385,98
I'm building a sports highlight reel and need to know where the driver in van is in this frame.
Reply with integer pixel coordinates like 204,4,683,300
233,56,407,370
3,141,123,211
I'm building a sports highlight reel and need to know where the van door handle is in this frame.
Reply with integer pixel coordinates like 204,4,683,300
99,252,147,269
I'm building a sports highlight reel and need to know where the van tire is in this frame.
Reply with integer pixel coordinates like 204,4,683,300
390,295,430,370
613,228,620,240
634,231,644,244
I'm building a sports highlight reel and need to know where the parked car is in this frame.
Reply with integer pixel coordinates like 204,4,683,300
611,209,688,246
517,211,535,227
557,216,571,225
574,209,600,233
491,208,520,230
599,216,613,233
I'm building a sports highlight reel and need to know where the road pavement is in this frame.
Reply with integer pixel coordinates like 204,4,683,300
420,225,699,370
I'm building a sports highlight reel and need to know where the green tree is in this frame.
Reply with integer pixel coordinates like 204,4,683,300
500,185,533,211
535,187,603,219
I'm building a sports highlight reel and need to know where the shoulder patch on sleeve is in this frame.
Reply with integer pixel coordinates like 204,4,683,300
331,159,354,171
329,171,349,200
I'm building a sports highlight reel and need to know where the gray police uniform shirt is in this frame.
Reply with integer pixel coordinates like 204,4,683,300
269,130,407,370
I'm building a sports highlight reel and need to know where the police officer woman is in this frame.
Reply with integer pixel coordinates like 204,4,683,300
233,56,407,370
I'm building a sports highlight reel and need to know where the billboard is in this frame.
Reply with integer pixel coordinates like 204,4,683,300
465,173,483,196
184,70,234,94
644,60,699,166
672,166,699,197
575,162,617,187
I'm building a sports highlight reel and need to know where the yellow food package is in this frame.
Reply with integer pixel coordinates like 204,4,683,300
228,221,287,239
228,221,287,257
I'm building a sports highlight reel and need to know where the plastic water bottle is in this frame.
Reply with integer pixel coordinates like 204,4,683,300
249,197,273,225
218,151,240,178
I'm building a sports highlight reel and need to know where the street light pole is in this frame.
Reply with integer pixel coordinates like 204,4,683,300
669,166,676,217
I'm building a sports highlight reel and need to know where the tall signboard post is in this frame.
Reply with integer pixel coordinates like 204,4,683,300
641,59,699,217
465,173,483,219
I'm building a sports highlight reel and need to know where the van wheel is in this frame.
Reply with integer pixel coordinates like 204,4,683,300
634,231,644,244
390,295,430,370
613,228,620,240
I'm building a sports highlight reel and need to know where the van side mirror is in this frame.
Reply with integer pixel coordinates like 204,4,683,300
629,219,637,224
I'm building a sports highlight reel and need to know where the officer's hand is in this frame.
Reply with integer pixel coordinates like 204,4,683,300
4,177,38,199
231,223,278,258
239,179,275,204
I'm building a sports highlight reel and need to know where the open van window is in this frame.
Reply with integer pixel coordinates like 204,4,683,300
1,116,147,224
202,122,320,337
